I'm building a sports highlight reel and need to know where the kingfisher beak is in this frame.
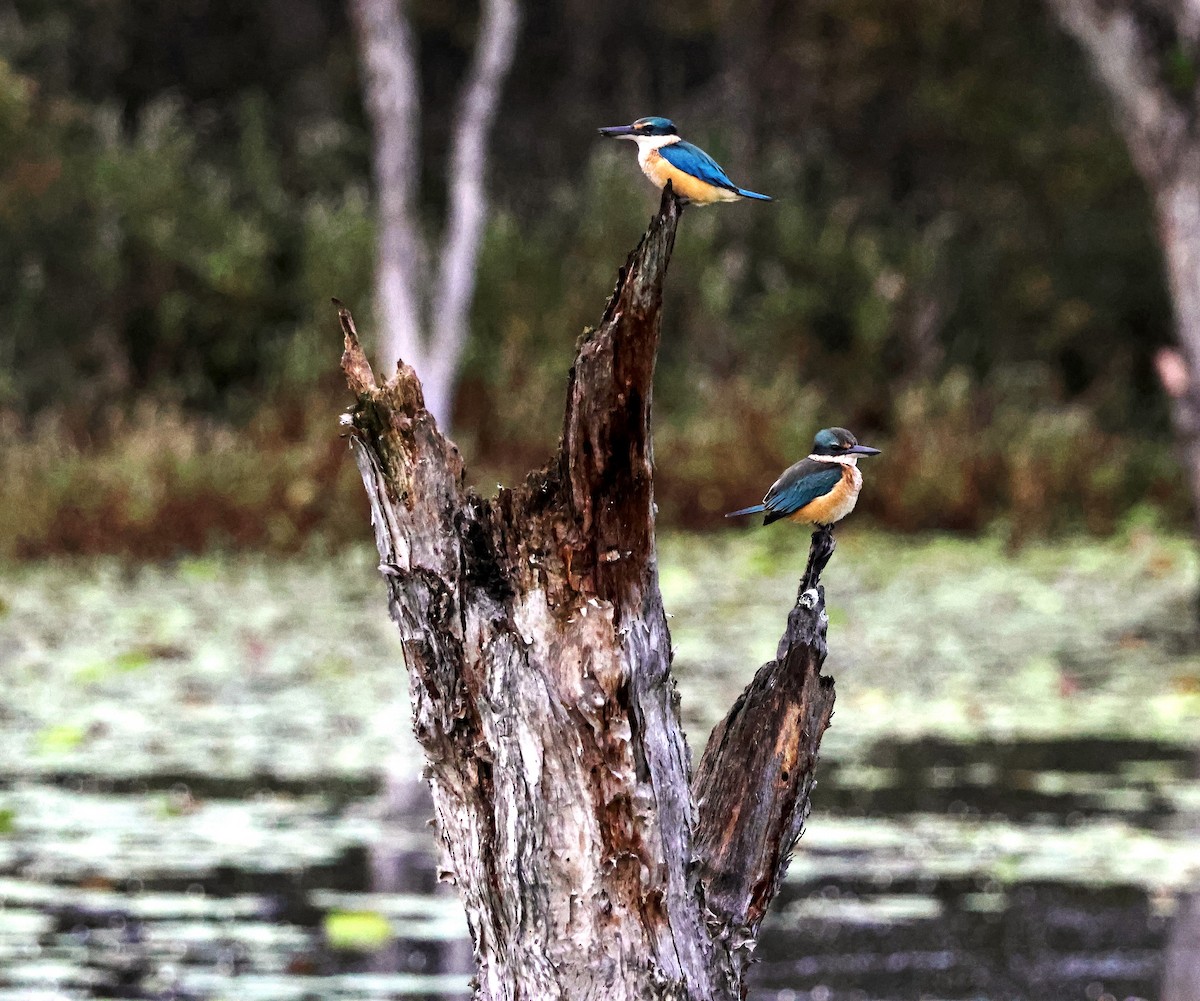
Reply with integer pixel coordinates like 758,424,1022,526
598,124,637,138
847,444,881,456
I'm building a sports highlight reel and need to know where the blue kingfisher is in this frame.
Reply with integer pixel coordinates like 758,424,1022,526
727,428,881,526
598,116,772,204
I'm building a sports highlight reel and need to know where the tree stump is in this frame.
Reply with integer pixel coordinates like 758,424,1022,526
339,187,837,999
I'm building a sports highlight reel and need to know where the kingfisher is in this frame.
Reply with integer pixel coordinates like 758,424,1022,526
597,116,772,205
726,428,881,527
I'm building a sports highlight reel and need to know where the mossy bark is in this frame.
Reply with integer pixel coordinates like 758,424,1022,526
340,187,836,999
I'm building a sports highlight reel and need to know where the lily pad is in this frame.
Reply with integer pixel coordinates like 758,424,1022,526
323,909,394,951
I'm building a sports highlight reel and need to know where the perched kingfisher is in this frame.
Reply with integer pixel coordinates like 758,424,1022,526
727,428,881,527
598,116,772,204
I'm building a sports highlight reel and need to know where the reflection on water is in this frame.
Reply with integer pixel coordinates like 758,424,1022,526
1,535,1198,999
0,735,1192,1000
756,882,1162,1001
1163,890,1200,1001
0,780,472,999
1161,747,1200,1001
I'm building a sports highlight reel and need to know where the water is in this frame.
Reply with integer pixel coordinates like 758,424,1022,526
1,531,1197,1000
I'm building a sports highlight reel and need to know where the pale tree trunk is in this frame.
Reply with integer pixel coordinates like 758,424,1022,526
337,188,837,998
1162,747,1200,1000
1156,171,1200,542
350,0,520,429
424,0,520,425
1160,737,1200,1001
350,0,427,374
1045,7,1200,995
1164,897,1200,1000
1045,0,1200,536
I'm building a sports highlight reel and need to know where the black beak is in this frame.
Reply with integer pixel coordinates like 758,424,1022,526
598,125,637,138
847,444,881,456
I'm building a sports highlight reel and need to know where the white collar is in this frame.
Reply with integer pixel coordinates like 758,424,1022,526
628,134,681,150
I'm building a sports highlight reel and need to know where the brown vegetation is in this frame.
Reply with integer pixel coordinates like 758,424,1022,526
0,376,1186,561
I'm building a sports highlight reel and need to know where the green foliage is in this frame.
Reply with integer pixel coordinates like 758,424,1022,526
0,49,372,412
0,0,1188,550
1163,42,1199,98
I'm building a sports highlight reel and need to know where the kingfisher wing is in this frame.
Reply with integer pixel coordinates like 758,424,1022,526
658,141,740,193
761,460,842,525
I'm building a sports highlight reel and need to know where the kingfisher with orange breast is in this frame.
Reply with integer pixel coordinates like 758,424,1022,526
726,428,880,527
598,116,772,205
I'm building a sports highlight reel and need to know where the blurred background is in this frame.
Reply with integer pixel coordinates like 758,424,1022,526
1,1,1199,999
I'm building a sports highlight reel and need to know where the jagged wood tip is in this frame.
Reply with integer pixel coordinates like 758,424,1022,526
337,302,379,396
553,179,684,608
337,301,429,418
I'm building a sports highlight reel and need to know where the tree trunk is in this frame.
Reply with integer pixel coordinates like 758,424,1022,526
1045,0,1200,538
426,0,521,422
349,0,427,378
1161,746,1200,1000
1155,171,1200,542
337,188,836,998
1044,9,1200,994
351,0,520,430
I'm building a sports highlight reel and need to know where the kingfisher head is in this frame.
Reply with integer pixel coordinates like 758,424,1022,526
598,116,679,141
811,427,881,458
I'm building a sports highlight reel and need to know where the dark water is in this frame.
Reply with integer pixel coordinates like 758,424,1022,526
3,539,1199,999
0,736,1190,1001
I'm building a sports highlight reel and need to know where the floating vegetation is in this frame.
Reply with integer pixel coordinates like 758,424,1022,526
323,910,394,951
0,535,1196,999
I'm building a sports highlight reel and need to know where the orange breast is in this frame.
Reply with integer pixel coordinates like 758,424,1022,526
786,465,863,526
641,150,740,204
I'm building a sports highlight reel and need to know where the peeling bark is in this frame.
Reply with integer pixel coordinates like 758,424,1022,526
693,581,835,958
339,188,836,998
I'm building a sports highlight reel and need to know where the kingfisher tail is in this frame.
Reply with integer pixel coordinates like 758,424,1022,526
725,503,766,518
736,188,772,201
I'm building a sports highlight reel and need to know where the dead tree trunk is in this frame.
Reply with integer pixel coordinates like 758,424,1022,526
338,188,836,999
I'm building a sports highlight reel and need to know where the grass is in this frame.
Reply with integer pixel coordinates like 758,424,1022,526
0,399,370,560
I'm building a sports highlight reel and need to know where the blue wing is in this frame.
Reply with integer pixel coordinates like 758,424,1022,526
761,461,842,525
659,141,740,193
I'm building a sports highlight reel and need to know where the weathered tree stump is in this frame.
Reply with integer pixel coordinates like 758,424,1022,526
339,187,836,999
